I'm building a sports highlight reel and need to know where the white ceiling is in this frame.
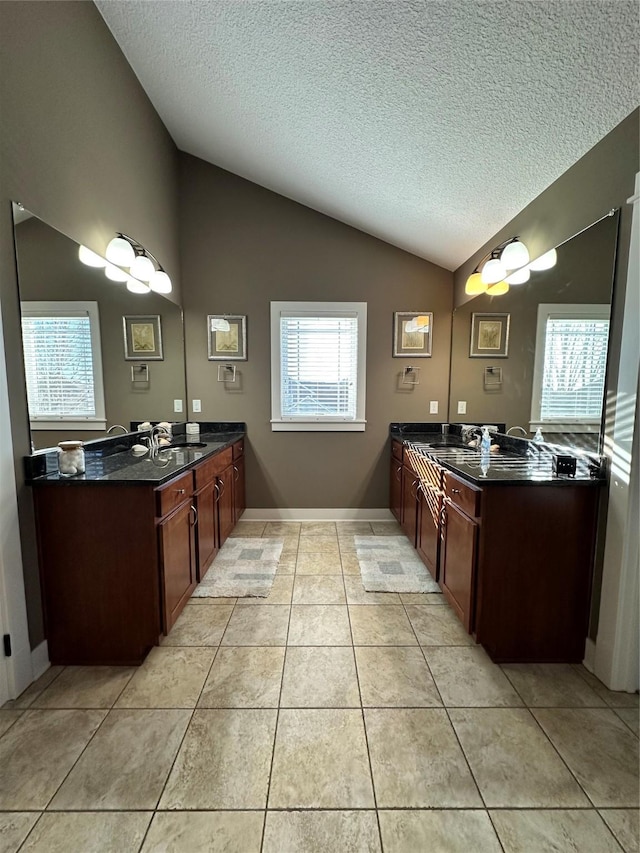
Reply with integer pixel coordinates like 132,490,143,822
96,1,639,271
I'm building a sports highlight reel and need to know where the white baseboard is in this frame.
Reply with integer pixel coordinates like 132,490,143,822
582,638,596,673
11,639,35,699
241,508,394,522
31,640,50,681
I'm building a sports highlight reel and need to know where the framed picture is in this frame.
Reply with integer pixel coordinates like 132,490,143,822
393,312,433,357
123,315,163,360
207,314,247,361
470,312,510,358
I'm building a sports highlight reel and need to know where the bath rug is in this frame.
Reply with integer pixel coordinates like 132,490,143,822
354,535,440,594
193,538,284,598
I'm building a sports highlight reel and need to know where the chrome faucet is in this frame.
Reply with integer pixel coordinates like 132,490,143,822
506,426,528,437
107,424,128,435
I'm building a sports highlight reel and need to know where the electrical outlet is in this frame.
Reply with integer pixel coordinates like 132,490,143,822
429,400,438,414
173,399,183,413
457,400,467,415
192,399,202,413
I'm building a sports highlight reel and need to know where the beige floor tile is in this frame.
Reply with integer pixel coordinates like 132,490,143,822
425,647,522,707
1,666,64,710
599,809,640,853
533,708,640,807
281,647,360,707
116,647,216,708
264,521,301,536
221,605,290,645
615,707,640,737
400,592,446,605
338,538,357,554
160,709,277,809
293,575,346,604
269,708,374,808
188,596,237,605
365,708,481,807
161,604,233,646
300,522,337,536
343,576,401,605
297,537,340,556
20,812,151,853
50,709,190,810
406,604,474,645
229,521,266,537
0,813,39,853
356,646,441,707
263,810,381,853
449,707,589,808
0,709,105,809
0,709,22,737
502,663,607,707
240,574,294,605
33,666,135,709
288,605,352,645
198,646,285,707
295,553,342,574
141,811,264,853
336,521,374,535
276,557,297,575
572,666,640,709
379,810,502,853
371,521,403,536
340,553,362,573
490,809,623,853
349,605,417,645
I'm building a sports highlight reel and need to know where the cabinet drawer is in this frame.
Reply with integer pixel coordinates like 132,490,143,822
232,438,244,459
391,439,403,461
193,446,234,490
445,473,481,518
156,472,193,519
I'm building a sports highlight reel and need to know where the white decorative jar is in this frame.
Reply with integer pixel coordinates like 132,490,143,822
57,440,85,477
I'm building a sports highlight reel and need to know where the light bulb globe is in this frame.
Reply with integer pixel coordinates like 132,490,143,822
149,270,172,294
529,248,557,271
500,240,530,271
104,263,129,282
78,245,106,267
105,236,135,267
486,280,510,296
130,253,155,282
465,272,487,295
505,267,530,285
126,278,151,294
481,257,507,284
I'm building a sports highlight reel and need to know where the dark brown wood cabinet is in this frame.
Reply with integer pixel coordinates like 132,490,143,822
232,453,246,523
441,499,478,632
217,463,235,545
390,456,402,523
194,479,218,581
400,464,419,547
159,499,197,633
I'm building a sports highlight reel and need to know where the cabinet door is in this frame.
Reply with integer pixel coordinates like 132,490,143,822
217,464,235,547
401,464,418,546
441,501,477,632
390,457,402,522
195,480,218,581
233,455,245,523
417,485,440,581
159,500,196,633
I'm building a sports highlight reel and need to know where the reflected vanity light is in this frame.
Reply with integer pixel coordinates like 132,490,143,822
79,232,172,295
404,314,431,333
78,245,107,267
210,317,231,332
465,236,556,297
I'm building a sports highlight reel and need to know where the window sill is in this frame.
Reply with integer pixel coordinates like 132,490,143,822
271,420,366,432
30,420,107,431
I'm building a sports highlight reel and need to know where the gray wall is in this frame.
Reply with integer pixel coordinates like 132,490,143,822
179,154,453,509
0,1,180,646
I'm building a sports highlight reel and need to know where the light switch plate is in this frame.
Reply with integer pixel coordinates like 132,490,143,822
429,400,438,414
173,399,183,413
457,401,467,414
192,399,202,413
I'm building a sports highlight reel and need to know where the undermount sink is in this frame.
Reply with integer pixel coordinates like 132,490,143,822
167,441,208,449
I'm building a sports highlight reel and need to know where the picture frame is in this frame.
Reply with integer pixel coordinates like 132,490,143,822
123,315,163,360
470,312,510,358
207,314,247,361
393,312,433,357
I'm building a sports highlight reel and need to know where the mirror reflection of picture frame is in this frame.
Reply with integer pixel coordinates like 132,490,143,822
470,312,510,358
207,314,247,361
123,315,163,360
393,311,433,357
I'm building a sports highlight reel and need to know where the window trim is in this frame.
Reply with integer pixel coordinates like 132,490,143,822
530,302,610,434
21,300,107,431
270,301,367,432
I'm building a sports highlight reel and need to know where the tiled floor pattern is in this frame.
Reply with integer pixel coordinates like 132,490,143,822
1,519,638,852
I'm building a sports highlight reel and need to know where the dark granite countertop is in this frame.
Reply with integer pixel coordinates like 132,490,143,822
27,428,245,487
390,423,603,486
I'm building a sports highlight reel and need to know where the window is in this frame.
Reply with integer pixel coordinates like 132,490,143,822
21,301,106,431
270,301,367,431
530,303,610,433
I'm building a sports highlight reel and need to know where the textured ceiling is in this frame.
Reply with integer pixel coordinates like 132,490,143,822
96,1,639,270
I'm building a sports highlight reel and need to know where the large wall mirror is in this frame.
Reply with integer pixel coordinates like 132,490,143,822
448,211,619,452
13,208,186,450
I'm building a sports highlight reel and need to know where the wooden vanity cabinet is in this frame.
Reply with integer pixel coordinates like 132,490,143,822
217,461,235,545
440,473,481,632
232,439,246,523
390,440,403,522
158,493,197,634
400,463,419,547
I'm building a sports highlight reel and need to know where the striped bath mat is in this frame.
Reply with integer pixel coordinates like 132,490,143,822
354,535,440,594
193,538,284,598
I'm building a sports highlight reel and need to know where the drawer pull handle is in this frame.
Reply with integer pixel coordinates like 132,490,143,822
190,505,198,526
452,488,461,494
177,488,186,495
233,464,239,481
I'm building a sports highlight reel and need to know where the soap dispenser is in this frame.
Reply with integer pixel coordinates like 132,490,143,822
533,427,544,442
481,426,491,454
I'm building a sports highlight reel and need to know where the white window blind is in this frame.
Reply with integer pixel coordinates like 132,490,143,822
271,302,367,432
531,303,609,432
21,301,106,430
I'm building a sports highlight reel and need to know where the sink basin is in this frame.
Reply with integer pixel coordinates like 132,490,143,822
168,441,208,449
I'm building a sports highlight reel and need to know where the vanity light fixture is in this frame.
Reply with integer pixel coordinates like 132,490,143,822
465,236,540,296
79,232,172,295
529,247,557,270
404,314,431,333
126,278,151,294
78,245,107,267
210,317,231,332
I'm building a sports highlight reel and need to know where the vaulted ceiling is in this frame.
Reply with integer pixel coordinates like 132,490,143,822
96,1,639,271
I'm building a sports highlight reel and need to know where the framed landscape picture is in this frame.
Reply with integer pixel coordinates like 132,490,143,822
123,315,163,360
470,312,510,357
393,312,433,357
207,314,247,361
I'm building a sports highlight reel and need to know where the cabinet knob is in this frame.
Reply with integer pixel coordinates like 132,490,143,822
452,488,460,494
177,488,186,495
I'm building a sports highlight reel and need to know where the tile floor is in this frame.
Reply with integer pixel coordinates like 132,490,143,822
1,520,638,852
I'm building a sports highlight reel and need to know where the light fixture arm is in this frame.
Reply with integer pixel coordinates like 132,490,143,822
114,233,166,272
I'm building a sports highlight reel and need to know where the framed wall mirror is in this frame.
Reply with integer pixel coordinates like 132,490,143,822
12,207,187,450
448,210,620,452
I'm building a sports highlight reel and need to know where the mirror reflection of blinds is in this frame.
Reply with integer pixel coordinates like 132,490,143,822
280,315,358,419
540,317,609,420
21,314,97,419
